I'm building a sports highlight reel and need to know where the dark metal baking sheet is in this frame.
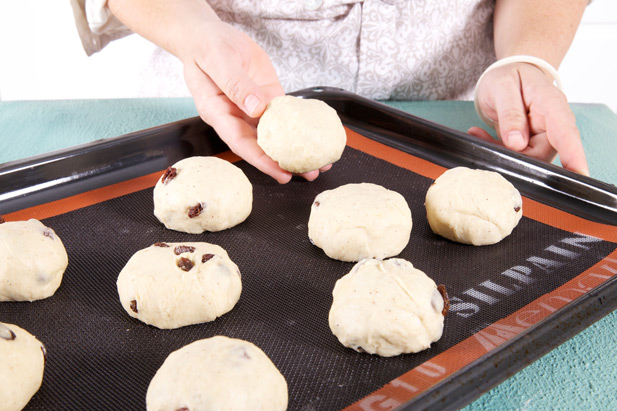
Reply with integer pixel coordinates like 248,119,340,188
2,88,616,222
1,87,617,410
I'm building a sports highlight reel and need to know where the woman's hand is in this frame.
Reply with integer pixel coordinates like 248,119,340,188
182,21,330,183
107,0,329,183
469,62,589,175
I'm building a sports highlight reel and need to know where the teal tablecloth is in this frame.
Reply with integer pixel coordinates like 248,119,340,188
1,98,616,409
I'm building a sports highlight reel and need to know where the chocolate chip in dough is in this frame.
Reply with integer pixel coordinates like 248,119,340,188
188,203,204,219
130,300,138,313
0,324,16,341
514,205,521,213
177,257,194,272
201,253,215,263
161,167,177,184
174,245,196,255
437,284,450,316
154,242,170,248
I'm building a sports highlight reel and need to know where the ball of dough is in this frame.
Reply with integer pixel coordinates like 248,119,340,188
308,183,412,262
329,258,447,357
0,219,68,302
0,322,46,411
146,336,288,411
153,156,253,234
425,167,523,245
117,242,242,329
257,95,346,173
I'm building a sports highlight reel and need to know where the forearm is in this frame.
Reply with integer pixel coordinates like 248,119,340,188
107,0,220,61
493,0,587,68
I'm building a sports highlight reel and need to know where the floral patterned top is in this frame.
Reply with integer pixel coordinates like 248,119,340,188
73,0,496,100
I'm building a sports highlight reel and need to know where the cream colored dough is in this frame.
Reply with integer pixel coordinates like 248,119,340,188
146,336,288,411
117,242,242,329
329,258,445,357
0,322,46,411
153,156,253,234
257,95,346,173
0,219,68,302
308,183,412,262
425,167,523,245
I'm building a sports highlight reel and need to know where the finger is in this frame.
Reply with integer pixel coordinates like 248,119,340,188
292,163,334,181
293,164,333,182
186,67,292,183
523,132,557,162
543,106,590,176
297,170,320,181
491,77,530,152
525,88,589,175
517,69,590,175
467,126,497,144
213,116,292,184
198,34,281,118
207,58,263,116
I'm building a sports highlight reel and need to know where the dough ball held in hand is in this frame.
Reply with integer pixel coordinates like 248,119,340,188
308,183,412,262
0,322,47,411
0,219,68,302
146,336,288,411
117,242,242,329
425,167,523,245
257,95,346,173
329,258,449,357
153,156,253,234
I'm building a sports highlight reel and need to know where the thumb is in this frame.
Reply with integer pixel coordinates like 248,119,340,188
222,69,267,118
495,98,530,152
200,57,268,118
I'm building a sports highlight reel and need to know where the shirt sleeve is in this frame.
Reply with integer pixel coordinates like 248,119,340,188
70,0,133,56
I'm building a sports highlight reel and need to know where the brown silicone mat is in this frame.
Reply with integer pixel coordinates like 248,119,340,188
2,128,617,410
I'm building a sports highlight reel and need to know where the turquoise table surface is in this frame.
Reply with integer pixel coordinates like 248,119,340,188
1,98,616,409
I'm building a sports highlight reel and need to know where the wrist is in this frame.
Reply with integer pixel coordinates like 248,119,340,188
176,19,227,65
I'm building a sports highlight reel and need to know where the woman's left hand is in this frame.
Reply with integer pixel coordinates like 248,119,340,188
469,62,589,176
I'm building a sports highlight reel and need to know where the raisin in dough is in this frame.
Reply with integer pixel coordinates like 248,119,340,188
0,219,68,302
308,183,412,262
146,336,288,411
117,242,242,329
153,156,252,234
329,258,447,357
256,95,346,173
0,322,46,411
425,167,523,245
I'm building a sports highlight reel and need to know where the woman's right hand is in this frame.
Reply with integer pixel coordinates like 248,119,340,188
181,20,297,183
182,21,334,183
108,0,328,183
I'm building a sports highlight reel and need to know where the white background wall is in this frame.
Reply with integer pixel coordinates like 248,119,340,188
0,0,615,112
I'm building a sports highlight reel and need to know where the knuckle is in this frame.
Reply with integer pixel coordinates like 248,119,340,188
500,107,527,125
222,77,244,103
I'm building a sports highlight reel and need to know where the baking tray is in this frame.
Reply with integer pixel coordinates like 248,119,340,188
1,87,617,410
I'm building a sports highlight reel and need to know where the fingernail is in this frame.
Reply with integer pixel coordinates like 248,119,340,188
507,131,526,150
243,94,261,116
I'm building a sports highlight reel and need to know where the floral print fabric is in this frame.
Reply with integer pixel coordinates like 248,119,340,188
208,0,496,100
79,0,496,100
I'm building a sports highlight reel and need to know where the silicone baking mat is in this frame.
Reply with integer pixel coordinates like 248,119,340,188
2,89,617,410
